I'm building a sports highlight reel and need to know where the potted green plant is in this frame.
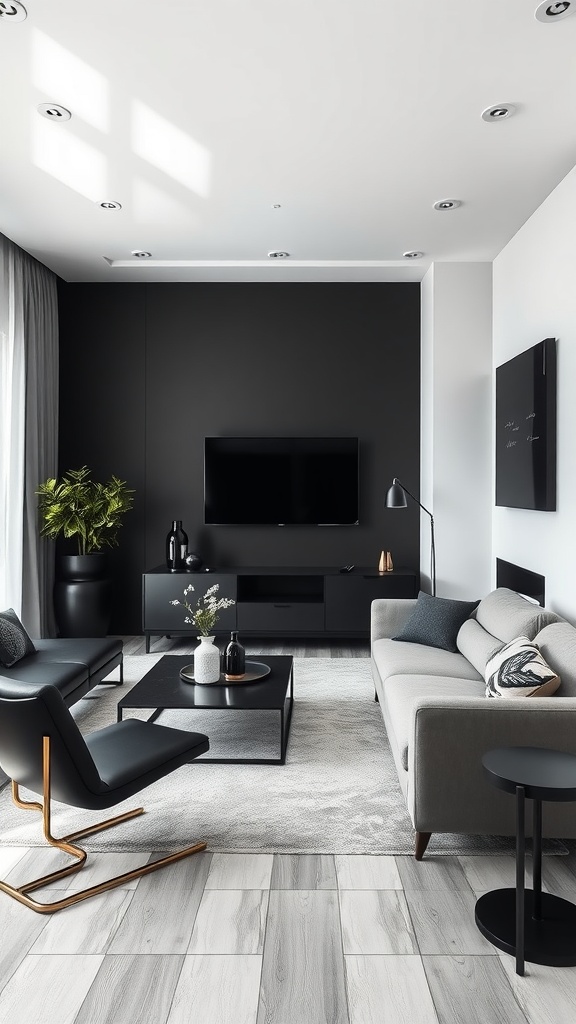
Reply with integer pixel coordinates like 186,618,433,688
37,466,134,637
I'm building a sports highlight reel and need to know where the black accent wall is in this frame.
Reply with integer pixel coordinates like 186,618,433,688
58,283,421,633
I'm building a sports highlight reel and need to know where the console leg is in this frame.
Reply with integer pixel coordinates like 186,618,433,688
415,831,432,860
374,690,379,703
146,634,150,654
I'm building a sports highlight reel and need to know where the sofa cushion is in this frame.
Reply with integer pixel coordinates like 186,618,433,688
475,588,559,644
0,658,88,698
33,637,123,676
485,635,561,698
372,637,483,684
383,674,487,770
391,591,479,653
0,609,36,667
533,622,576,696
456,618,503,676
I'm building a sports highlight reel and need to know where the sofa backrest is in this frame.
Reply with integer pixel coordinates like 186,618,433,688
533,622,576,696
474,588,559,643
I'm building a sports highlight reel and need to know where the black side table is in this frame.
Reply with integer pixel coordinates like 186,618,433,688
475,746,576,976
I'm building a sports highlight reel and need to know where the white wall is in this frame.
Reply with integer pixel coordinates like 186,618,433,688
493,166,576,622
421,262,493,600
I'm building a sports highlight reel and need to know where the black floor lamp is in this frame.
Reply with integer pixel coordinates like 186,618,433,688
386,477,436,597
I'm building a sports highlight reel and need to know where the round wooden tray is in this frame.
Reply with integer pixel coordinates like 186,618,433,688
179,659,271,686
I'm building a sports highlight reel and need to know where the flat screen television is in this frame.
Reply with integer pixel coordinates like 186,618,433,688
204,437,360,525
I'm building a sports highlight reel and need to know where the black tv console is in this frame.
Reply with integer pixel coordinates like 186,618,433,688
142,565,418,652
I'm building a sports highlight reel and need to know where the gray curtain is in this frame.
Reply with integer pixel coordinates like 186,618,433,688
11,239,59,637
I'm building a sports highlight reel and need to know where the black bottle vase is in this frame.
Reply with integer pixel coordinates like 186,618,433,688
166,520,188,572
54,554,112,638
224,631,246,679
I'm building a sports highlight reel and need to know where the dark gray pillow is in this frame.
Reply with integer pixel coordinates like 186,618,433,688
392,591,479,653
0,608,36,667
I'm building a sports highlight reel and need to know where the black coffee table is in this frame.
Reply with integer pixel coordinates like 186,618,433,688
475,746,576,976
117,654,294,765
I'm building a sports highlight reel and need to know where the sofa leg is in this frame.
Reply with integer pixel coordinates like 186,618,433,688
118,658,124,686
415,831,432,860
374,690,379,703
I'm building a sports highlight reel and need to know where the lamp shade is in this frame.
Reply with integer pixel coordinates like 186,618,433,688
386,479,407,508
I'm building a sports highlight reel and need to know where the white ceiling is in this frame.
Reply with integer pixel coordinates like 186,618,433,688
1,0,576,283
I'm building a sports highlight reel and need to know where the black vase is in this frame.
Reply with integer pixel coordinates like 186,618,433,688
166,520,188,572
224,631,246,679
54,554,112,638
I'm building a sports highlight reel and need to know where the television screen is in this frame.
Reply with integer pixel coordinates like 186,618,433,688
204,437,359,525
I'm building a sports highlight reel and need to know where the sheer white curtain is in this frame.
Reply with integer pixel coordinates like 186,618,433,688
0,233,58,634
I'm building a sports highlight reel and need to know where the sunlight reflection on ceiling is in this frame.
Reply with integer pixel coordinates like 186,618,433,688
131,100,211,198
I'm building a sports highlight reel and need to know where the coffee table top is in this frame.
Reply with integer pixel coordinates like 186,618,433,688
118,654,293,712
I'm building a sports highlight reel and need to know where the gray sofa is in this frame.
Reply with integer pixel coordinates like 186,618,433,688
371,587,576,858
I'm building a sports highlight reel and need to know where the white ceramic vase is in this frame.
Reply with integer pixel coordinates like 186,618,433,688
194,635,220,684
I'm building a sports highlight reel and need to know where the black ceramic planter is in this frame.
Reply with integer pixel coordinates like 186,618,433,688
54,554,113,637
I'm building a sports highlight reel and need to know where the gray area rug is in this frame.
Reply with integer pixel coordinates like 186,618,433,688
0,655,567,855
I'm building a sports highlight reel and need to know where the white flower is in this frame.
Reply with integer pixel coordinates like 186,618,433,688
169,599,180,606
184,584,195,595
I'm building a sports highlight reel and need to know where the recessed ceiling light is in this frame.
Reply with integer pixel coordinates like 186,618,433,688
535,1,574,21
272,204,282,209
131,250,152,258
403,251,424,259
37,103,71,122
98,201,122,210
268,250,290,258
433,199,462,211
481,104,516,122
0,2,27,22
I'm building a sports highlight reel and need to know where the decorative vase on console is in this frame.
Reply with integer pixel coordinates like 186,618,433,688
185,552,203,572
166,520,188,572
169,583,236,684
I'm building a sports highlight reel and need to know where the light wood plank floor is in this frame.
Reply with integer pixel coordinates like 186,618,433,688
2,848,576,1024
2,640,576,1023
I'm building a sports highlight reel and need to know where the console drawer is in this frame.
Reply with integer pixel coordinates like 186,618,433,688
237,602,324,632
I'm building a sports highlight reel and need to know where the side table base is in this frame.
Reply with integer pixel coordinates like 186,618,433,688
476,888,576,968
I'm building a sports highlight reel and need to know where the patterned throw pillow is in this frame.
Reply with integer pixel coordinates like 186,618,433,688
0,608,36,668
392,591,479,653
485,634,560,698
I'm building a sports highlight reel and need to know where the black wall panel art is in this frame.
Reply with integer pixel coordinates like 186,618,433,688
495,338,557,511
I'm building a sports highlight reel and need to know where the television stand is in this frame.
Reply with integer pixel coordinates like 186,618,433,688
142,565,418,652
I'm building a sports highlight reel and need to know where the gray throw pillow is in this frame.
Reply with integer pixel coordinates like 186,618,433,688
0,608,36,667
392,591,479,653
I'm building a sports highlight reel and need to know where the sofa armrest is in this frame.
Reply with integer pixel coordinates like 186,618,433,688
408,696,576,836
371,598,417,643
